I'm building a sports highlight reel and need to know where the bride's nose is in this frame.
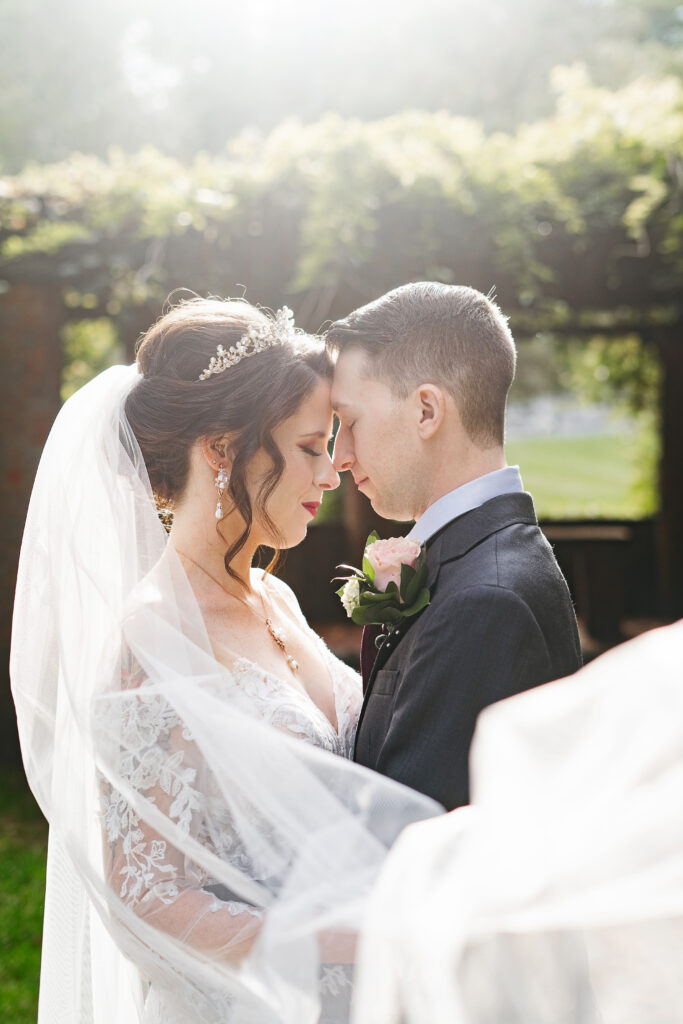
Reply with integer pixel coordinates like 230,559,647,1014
316,453,340,491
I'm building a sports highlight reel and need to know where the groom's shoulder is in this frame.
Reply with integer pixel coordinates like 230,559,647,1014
433,492,566,595
433,491,540,565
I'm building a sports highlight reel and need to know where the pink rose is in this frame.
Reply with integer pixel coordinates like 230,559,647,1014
365,536,421,595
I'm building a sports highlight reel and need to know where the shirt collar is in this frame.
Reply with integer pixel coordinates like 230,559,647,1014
406,466,524,545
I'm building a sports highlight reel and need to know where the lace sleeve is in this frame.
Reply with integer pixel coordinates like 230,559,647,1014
96,655,264,962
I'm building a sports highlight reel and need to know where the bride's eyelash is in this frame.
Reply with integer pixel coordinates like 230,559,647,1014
301,446,322,457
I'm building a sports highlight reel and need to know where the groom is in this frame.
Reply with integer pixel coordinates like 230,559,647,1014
327,282,581,811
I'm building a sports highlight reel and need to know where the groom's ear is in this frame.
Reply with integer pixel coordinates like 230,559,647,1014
415,384,446,440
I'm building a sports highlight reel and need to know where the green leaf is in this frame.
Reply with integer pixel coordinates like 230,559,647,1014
351,604,387,627
351,600,404,627
359,590,395,605
400,561,417,603
362,532,379,581
351,606,371,626
401,588,431,617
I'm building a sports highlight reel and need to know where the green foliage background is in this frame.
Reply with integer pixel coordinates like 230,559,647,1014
1,0,682,173
2,70,682,319
1,70,676,521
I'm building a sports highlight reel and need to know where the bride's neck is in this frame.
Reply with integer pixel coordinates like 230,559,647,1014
169,499,260,594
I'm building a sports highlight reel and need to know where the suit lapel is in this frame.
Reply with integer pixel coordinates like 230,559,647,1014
353,544,440,752
360,625,382,693
352,492,539,760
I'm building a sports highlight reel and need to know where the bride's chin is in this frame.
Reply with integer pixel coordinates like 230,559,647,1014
261,521,309,551
280,526,309,550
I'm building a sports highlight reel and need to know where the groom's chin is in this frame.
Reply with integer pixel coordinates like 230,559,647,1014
369,494,410,523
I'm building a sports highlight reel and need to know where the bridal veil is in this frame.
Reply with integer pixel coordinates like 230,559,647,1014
10,364,440,1024
353,618,683,1023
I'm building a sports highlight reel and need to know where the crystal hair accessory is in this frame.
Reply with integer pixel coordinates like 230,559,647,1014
198,306,297,380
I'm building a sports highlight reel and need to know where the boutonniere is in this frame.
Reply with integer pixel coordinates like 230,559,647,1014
336,533,431,637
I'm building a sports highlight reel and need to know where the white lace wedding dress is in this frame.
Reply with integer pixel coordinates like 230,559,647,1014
210,574,361,759
95,569,364,1024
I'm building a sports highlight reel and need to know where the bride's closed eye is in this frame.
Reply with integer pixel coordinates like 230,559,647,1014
301,446,322,457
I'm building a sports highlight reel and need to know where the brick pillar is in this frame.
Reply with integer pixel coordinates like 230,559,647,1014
0,283,64,764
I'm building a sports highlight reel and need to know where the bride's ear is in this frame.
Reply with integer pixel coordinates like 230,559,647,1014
200,436,233,472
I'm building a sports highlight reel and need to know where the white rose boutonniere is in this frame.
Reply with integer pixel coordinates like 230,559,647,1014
339,576,361,618
335,532,431,633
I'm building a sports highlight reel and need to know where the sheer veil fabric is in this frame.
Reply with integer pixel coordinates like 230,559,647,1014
10,364,441,1024
353,620,683,1024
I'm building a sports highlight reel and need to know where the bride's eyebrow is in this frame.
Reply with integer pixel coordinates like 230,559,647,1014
297,430,328,439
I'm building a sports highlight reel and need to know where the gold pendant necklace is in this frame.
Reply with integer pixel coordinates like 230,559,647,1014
175,550,299,673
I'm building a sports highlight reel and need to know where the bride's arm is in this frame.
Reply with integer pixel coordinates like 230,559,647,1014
98,667,264,962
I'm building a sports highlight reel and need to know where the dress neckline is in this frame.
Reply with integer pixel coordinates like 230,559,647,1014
230,650,341,736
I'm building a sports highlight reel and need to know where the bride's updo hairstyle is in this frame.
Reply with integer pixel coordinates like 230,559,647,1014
125,297,331,579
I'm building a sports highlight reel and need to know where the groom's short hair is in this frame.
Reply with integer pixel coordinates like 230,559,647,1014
326,282,516,447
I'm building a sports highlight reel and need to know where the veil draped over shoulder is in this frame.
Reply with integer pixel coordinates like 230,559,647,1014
353,619,683,1024
10,365,441,1024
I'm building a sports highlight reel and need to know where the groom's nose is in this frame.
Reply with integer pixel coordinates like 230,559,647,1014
332,425,354,473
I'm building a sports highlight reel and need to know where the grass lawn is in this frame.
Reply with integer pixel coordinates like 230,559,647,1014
0,768,47,1024
506,433,648,519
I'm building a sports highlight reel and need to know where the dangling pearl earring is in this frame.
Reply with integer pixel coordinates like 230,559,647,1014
215,465,230,520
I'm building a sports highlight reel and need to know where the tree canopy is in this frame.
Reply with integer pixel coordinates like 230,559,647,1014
1,0,682,172
1,69,681,337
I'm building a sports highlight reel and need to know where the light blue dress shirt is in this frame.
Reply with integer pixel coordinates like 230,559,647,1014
406,466,524,544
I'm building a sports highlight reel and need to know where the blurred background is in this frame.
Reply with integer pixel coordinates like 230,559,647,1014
1,1,682,1016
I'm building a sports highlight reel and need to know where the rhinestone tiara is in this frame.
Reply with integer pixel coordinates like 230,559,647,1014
198,306,297,380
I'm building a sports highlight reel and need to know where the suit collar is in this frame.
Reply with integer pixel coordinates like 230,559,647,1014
407,466,524,545
426,491,537,579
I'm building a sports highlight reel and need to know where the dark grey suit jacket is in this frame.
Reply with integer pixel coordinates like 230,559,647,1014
353,492,582,811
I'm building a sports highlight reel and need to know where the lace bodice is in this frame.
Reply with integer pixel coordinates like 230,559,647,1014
96,572,362,985
219,570,361,756
223,651,359,761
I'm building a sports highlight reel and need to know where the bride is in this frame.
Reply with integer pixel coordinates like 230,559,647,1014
10,298,440,1024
